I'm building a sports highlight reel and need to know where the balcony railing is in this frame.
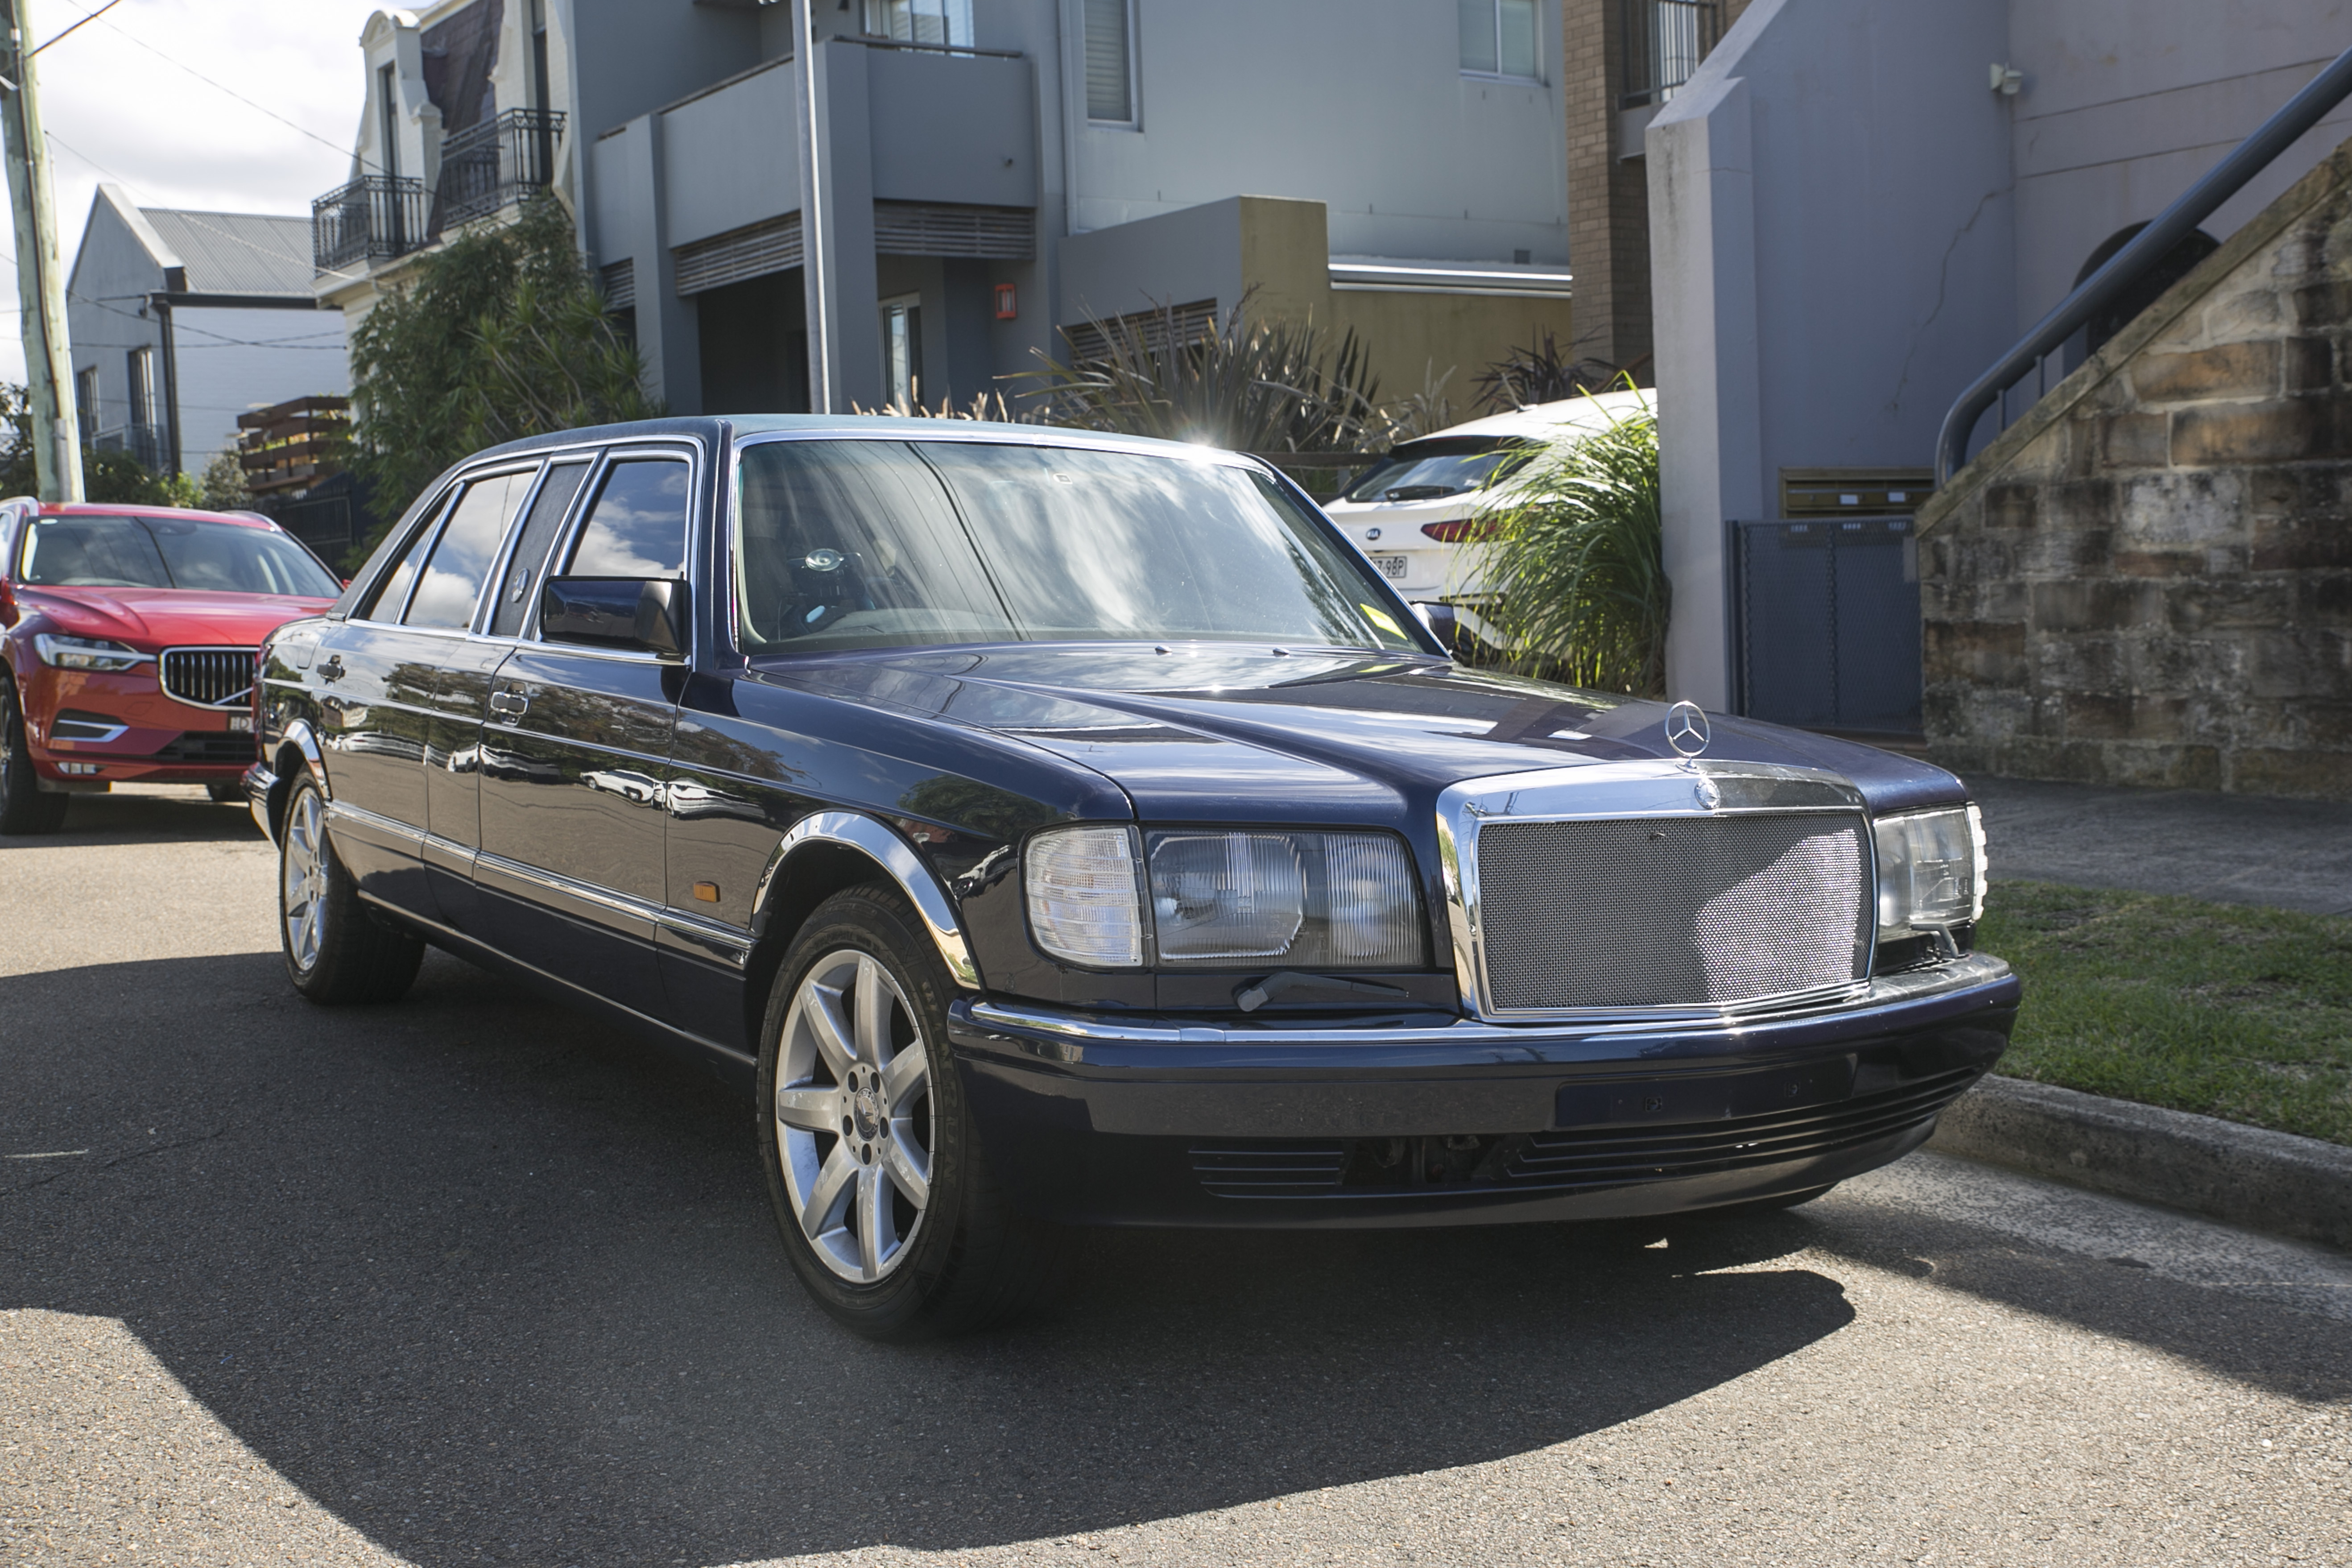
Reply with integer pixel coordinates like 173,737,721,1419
1621,0,1722,109
312,176,430,273
435,108,566,230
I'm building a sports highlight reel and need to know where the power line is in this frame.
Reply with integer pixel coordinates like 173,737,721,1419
46,0,384,177
30,0,123,56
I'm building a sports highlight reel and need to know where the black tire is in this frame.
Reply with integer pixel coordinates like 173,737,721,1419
277,773,424,1004
757,883,1056,1340
206,781,245,805
0,676,69,836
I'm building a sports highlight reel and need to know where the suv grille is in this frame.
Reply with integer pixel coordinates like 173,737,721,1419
1474,812,1870,1014
160,647,257,710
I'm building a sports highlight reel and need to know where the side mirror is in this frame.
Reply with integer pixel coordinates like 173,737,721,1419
541,576,688,657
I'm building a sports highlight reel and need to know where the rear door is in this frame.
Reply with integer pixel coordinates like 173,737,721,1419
475,445,695,1016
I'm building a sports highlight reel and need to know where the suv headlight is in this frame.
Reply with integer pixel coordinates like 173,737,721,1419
33,633,151,672
1023,825,1426,970
1873,805,1986,941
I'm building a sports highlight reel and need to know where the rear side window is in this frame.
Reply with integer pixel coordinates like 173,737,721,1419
491,459,591,636
358,507,445,622
563,457,690,579
403,469,537,630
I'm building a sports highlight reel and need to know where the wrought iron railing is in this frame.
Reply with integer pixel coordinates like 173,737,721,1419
435,108,566,230
1936,42,2352,482
1621,0,1722,109
311,176,430,272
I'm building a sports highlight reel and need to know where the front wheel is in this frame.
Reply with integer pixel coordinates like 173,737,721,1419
0,677,68,835
758,884,1055,1339
278,774,423,1004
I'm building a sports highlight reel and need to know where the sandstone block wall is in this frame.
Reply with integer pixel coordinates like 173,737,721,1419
1917,139,2352,800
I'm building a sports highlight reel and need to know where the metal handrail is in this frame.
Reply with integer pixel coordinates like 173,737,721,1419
1935,41,2352,484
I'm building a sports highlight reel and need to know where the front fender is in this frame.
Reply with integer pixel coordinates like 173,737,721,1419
755,810,982,989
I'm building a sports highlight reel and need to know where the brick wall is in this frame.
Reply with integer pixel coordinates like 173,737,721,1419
1564,0,1751,376
1916,138,2352,801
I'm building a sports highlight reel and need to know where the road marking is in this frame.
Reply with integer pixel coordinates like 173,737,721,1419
7,1150,89,1159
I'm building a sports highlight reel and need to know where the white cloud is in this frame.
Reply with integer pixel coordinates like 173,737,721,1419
2,0,382,381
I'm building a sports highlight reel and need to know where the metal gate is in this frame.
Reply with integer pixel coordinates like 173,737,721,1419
1730,517,1922,736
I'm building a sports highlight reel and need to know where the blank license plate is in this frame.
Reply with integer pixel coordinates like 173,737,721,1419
1373,555,1409,579
227,714,253,733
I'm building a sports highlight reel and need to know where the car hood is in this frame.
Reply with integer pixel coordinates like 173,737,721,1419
14,584,334,648
754,645,1968,822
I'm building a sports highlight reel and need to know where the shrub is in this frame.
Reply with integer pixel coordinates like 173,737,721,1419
348,193,656,550
1475,398,1667,695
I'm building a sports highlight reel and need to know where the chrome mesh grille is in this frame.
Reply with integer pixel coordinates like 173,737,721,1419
1475,812,1870,1013
160,648,257,709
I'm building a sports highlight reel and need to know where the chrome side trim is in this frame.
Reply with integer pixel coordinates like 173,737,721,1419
1436,760,1878,1024
759,810,981,989
325,798,426,851
475,848,661,934
961,954,2014,1050
274,718,327,790
660,905,756,967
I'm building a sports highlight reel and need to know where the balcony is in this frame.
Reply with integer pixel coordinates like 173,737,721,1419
312,176,430,272
435,108,567,230
1621,0,1722,108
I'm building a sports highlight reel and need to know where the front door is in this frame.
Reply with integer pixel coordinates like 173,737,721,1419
474,450,694,1018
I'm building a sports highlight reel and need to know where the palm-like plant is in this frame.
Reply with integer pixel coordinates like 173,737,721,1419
1475,400,1666,695
1013,293,1389,452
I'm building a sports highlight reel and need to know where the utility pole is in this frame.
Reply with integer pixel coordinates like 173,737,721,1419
0,0,82,502
794,0,831,414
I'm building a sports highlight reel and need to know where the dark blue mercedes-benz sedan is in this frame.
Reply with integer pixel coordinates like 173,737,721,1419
244,416,2017,1338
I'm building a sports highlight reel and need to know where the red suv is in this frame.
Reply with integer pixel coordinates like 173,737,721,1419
0,500,341,833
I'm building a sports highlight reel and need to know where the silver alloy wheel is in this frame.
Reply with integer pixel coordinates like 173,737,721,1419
281,787,328,972
774,948,934,1283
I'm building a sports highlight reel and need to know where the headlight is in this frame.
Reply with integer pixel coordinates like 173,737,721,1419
1873,805,1986,941
32,633,151,672
1022,825,1426,970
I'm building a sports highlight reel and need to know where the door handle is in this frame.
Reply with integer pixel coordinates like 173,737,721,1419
318,654,344,683
489,688,530,721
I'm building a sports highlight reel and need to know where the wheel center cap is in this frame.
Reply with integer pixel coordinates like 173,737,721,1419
852,1087,881,1140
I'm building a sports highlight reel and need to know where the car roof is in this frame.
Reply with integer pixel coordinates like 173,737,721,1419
464,414,1236,466
1402,387,1656,446
9,498,281,530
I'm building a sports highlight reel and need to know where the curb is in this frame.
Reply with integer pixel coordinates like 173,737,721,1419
1926,1074,2352,1252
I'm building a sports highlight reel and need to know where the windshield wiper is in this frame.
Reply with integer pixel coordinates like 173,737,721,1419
1383,484,1457,502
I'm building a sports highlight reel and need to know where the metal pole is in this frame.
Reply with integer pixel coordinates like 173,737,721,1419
155,298,180,478
0,0,82,501
795,0,831,413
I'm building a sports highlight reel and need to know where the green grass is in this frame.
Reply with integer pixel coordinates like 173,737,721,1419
1977,881,2352,1146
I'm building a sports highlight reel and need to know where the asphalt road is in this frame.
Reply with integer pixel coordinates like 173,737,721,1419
4,788,2350,1568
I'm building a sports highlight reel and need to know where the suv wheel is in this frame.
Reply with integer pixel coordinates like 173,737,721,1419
758,884,1054,1339
278,774,424,1003
0,676,68,835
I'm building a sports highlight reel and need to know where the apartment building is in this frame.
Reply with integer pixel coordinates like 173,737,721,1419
316,0,1581,420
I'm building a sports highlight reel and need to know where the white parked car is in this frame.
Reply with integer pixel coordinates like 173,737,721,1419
1325,388,1656,651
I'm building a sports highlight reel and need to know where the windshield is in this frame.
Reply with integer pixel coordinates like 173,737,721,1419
732,439,1426,655
18,514,339,597
1341,437,1534,503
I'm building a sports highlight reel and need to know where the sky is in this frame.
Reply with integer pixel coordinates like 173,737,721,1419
1,0,383,383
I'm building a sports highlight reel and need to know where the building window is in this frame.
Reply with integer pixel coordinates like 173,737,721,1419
1085,0,1135,124
1460,0,1538,82
74,367,98,440
377,61,401,178
880,295,922,410
126,348,160,469
1620,0,1722,108
864,0,971,47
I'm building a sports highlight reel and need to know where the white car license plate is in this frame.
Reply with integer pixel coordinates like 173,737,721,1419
1373,554,1409,579
227,714,253,733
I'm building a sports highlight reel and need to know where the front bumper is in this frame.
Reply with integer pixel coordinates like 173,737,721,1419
948,955,2019,1228
243,761,279,843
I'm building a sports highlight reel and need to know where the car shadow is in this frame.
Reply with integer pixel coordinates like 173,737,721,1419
4,947,2339,1565
6,784,262,845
